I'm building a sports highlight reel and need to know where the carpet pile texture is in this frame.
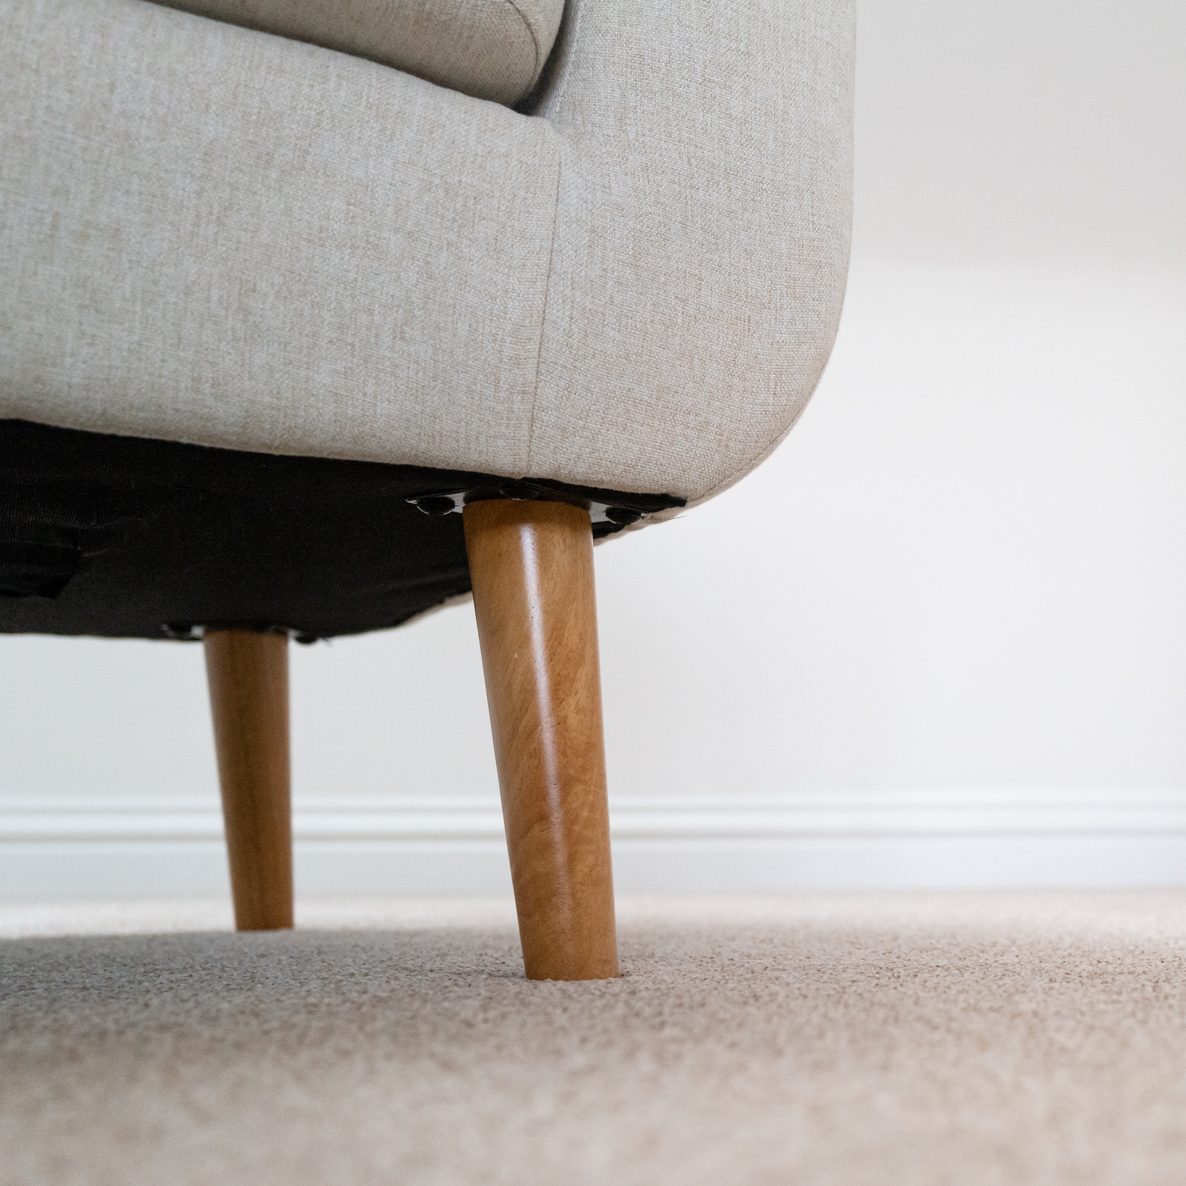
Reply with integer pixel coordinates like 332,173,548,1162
2,893,1185,1185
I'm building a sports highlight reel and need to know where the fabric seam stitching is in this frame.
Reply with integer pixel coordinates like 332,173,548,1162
523,141,562,475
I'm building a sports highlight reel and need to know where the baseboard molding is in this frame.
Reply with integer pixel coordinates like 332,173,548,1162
3,790,1186,899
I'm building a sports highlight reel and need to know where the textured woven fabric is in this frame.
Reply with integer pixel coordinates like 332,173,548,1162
0,0,853,504
150,0,564,105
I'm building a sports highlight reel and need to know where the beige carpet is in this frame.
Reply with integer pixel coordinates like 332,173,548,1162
3,893,1186,1186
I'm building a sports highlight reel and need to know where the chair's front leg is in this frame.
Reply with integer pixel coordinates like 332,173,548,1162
204,628,294,931
464,500,619,980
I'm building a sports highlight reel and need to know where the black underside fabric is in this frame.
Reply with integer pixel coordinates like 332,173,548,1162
0,420,682,641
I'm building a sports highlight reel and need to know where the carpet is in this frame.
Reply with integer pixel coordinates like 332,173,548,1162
2,893,1186,1186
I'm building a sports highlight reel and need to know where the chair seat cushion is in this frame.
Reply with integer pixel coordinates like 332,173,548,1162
154,0,564,104
1,0,854,508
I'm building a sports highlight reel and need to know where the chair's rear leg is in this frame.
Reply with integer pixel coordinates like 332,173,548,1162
204,628,294,931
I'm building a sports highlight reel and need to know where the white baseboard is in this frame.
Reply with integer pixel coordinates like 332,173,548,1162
3,790,1186,899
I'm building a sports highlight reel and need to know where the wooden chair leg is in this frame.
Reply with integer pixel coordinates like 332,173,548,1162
204,628,294,931
464,499,619,980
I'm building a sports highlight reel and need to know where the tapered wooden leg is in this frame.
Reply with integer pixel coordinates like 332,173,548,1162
464,499,619,980
204,628,294,931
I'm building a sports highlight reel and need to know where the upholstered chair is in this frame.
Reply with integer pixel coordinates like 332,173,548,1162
1,0,854,978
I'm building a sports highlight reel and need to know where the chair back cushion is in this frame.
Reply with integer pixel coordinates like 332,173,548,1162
155,0,563,104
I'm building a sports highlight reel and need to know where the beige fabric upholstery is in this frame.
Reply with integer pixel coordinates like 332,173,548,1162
151,0,564,105
0,0,853,504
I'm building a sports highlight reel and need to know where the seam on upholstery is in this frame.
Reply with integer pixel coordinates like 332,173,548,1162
523,139,563,475
502,0,542,82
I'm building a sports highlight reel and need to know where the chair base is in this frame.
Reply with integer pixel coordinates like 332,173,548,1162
0,419,680,641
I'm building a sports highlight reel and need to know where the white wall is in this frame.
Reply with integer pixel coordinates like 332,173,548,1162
3,0,1185,895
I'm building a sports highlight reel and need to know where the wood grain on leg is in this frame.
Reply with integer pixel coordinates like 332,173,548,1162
204,628,294,931
464,499,619,980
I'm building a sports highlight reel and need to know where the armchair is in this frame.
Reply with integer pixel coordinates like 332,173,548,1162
0,0,854,977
